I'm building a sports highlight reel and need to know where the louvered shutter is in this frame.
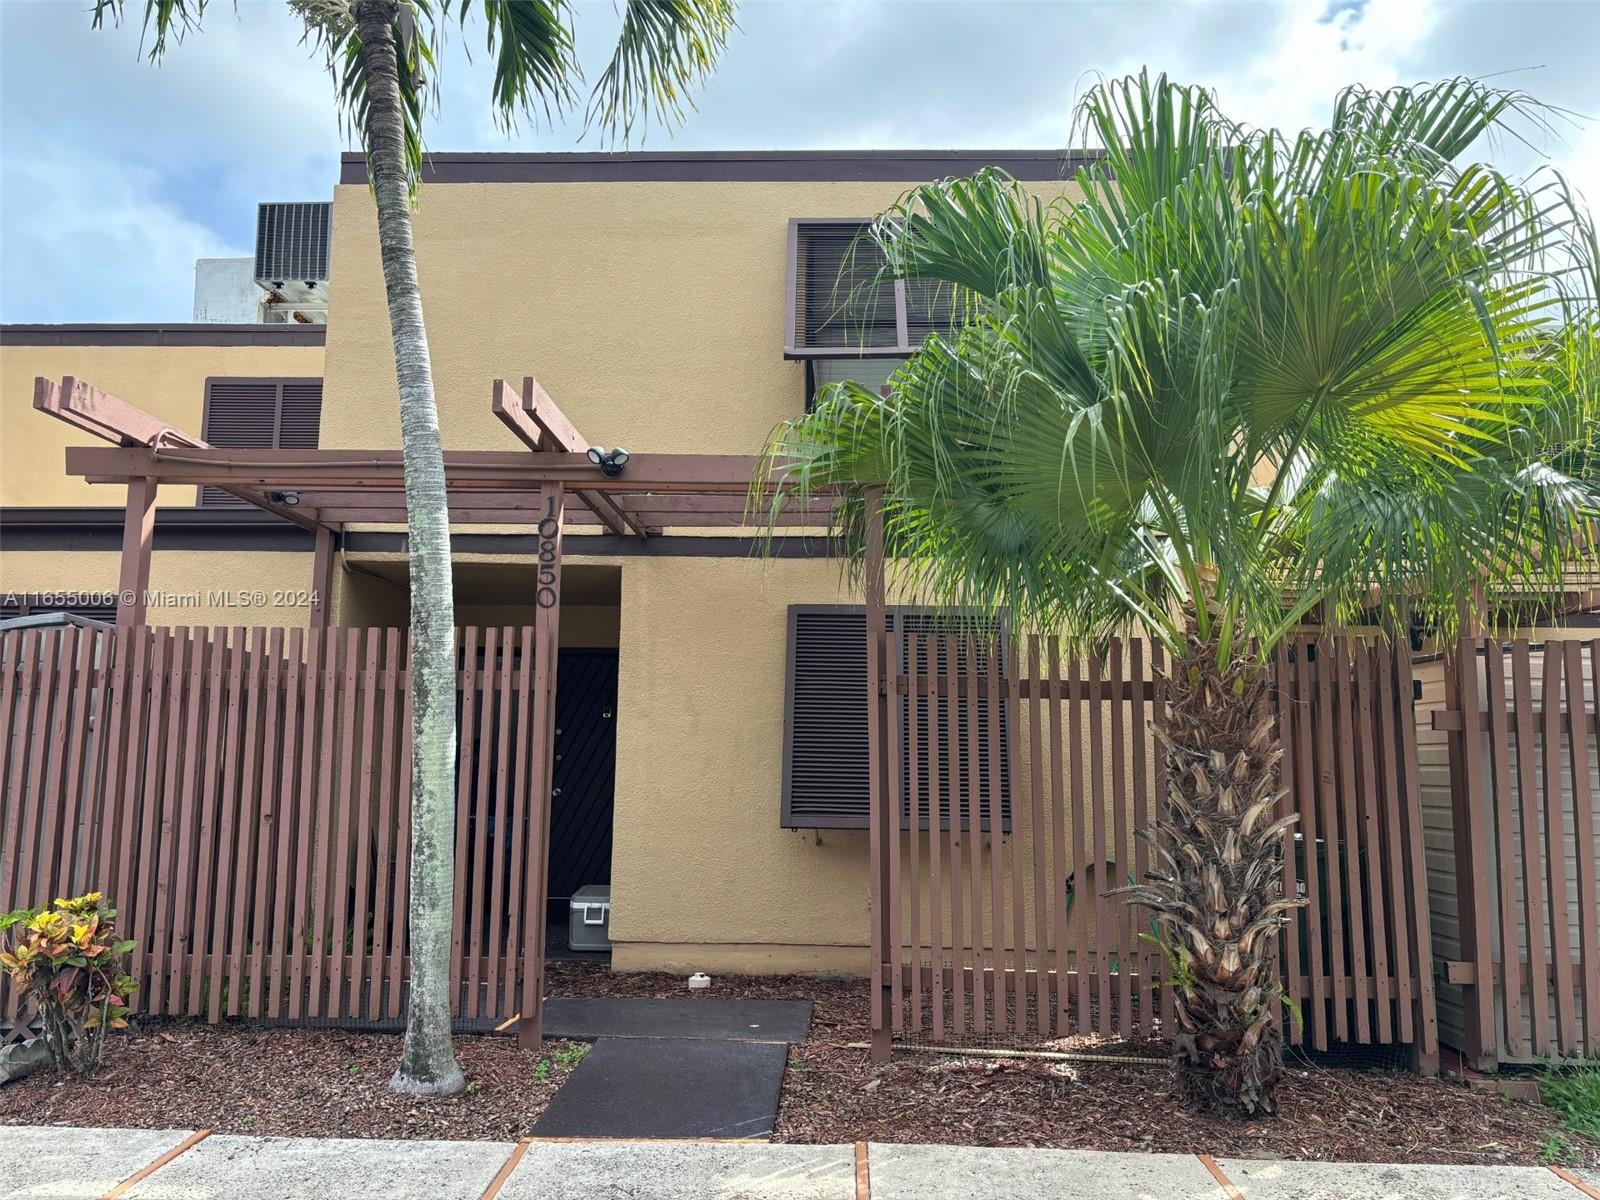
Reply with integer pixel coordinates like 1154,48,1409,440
781,606,1010,830
200,378,322,506
791,223,899,352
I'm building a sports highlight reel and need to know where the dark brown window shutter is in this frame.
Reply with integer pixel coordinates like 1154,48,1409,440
781,605,1011,830
792,222,899,352
200,377,322,506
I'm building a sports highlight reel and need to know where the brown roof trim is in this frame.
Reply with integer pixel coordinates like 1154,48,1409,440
340,149,1102,186
0,324,327,347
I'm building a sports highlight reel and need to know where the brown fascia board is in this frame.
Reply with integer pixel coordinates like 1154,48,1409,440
339,148,1104,186
0,324,327,347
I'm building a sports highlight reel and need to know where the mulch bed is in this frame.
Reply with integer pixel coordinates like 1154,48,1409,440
0,1025,587,1141
1,961,1592,1165
549,963,1594,1166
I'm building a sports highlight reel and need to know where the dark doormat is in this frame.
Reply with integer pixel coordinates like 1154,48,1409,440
542,996,812,1044
531,1038,788,1140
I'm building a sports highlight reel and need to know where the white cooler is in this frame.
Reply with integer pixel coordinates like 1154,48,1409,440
568,885,612,951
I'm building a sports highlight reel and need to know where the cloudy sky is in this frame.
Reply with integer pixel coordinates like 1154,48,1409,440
1,0,1596,323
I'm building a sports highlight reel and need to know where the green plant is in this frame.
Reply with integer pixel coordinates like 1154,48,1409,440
0,892,137,1075
1540,1130,1579,1166
762,71,1597,1116
1541,1060,1600,1143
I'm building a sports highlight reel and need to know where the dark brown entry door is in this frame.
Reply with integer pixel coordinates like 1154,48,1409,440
547,649,618,900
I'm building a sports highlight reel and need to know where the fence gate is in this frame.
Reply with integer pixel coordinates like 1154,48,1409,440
0,624,552,1041
866,620,1438,1068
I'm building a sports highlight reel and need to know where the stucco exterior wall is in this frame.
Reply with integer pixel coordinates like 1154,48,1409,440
0,547,316,627
319,178,1080,454
1,341,324,509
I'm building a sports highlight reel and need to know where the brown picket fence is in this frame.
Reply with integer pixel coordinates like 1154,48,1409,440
0,624,548,1041
870,631,1438,1066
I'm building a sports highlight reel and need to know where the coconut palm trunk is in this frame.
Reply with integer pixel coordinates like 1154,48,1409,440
352,0,462,1096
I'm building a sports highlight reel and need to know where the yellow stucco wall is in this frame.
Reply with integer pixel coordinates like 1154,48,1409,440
0,548,316,627
0,342,324,508
319,178,1080,454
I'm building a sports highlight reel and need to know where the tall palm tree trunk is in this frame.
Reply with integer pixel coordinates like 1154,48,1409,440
1127,622,1302,1116
354,0,464,1097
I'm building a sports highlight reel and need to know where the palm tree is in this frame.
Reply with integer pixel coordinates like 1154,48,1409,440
93,0,735,1096
763,72,1598,1115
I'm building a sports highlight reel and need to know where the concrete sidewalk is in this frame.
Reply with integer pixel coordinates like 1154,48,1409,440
2,1125,1597,1200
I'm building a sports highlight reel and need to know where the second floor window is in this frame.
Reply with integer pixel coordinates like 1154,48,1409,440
785,219,954,359
199,377,323,507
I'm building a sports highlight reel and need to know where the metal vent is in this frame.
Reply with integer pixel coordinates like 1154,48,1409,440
255,202,332,284
200,377,323,507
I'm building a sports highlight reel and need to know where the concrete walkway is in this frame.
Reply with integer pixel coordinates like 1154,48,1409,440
3,1125,1598,1200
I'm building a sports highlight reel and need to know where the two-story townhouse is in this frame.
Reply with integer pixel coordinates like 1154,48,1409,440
1,149,1085,980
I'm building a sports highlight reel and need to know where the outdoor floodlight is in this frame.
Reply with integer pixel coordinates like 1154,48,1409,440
270,490,302,506
587,446,630,478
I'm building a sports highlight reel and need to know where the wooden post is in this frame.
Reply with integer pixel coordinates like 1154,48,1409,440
1446,636,1497,1069
309,526,335,629
864,487,892,1062
117,476,157,628
518,482,563,1050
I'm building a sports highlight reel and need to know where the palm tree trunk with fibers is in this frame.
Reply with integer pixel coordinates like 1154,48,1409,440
353,0,464,1097
1121,617,1302,1115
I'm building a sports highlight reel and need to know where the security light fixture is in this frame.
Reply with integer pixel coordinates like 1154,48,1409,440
587,446,630,478
270,490,301,506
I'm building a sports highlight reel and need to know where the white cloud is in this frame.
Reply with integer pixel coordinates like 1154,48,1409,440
1,0,1595,321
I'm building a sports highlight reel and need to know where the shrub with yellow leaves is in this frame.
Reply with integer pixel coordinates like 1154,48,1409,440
0,892,137,1075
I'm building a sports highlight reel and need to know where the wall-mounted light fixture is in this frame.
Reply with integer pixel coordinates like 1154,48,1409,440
270,490,302,506
586,446,630,478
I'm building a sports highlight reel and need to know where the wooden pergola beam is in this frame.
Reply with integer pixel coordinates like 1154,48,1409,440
65,445,772,492
491,377,645,539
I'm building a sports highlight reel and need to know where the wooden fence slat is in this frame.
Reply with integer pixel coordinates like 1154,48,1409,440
350,629,382,1018
95,631,134,901
984,640,1006,1033
1541,646,1577,1053
1563,639,1599,1057
1067,653,1089,1035
946,632,965,1039
1025,636,1048,1036
4,632,49,1026
369,629,402,1022
288,627,323,1020
1130,638,1151,1038
1510,641,1550,1056
888,626,904,1035
1482,640,1522,1050
1293,642,1328,1050
53,627,96,892
1088,650,1110,1036
1109,638,1131,1037
389,663,414,1021
323,629,359,1018
206,628,247,1020
964,637,985,1036
500,628,532,1023
1313,639,1349,1042
1374,642,1412,1045
270,628,303,1019
484,629,514,1022
1333,637,1370,1042
0,634,26,922
906,632,924,1036
450,627,478,1017
1354,642,1393,1042
926,632,947,1042
186,630,228,1017
236,628,271,1019
32,631,74,921
16,631,63,926
1153,641,1175,1036
466,628,496,1020
1396,642,1438,1062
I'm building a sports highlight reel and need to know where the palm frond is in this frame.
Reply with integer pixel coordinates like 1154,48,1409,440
585,0,736,146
